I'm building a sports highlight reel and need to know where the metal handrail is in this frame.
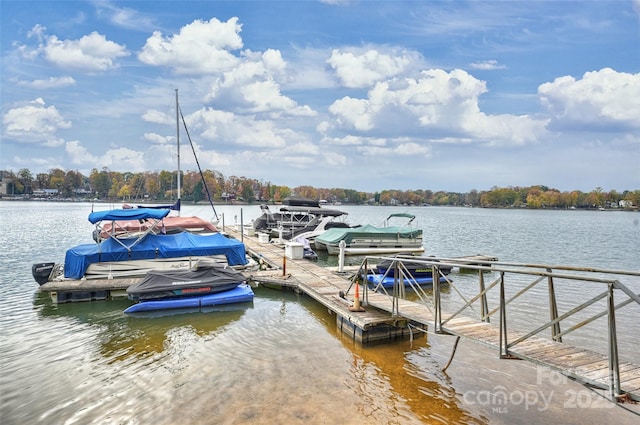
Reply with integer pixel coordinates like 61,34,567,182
354,255,640,401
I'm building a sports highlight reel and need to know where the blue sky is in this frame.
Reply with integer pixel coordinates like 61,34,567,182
1,0,639,193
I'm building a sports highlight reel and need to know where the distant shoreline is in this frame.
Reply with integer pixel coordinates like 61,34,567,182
1,196,637,212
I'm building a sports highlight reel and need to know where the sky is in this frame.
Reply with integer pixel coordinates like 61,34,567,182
1,0,639,193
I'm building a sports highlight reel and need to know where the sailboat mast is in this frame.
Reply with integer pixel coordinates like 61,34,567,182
175,88,181,216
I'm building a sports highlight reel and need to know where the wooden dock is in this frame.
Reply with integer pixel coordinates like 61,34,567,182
39,225,639,402
228,227,640,402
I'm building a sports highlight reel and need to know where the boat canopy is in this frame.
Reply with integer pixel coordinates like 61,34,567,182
314,224,422,245
282,196,320,208
386,212,416,224
88,208,170,224
279,206,347,216
386,212,415,219
64,232,247,279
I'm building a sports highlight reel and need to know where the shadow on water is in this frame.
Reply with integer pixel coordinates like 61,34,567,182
294,290,489,425
33,292,253,361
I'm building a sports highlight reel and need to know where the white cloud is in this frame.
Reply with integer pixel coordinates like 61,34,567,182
206,49,316,117
469,60,506,70
138,17,243,74
142,109,172,125
16,76,76,89
2,98,70,147
95,1,157,31
66,140,99,165
187,107,289,149
538,68,640,131
328,97,373,130
102,147,146,172
36,30,129,72
394,141,431,156
327,68,547,146
143,132,171,145
327,48,418,88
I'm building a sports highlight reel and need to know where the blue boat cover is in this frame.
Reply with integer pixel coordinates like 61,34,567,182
64,232,247,279
366,274,448,288
88,208,170,224
124,283,254,313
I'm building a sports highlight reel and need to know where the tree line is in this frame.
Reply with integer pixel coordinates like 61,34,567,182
2,167,639,209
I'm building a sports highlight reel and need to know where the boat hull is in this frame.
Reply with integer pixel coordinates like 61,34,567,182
319,243,425,256
366,274,448,288
375,259,452,277
124,283,254,313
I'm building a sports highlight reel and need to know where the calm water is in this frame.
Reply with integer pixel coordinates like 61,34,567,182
1,201,639,425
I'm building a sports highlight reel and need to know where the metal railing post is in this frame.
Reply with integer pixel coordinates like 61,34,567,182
607,282,621,400
547,268,562,342
392,260,400,316
479,269,489,323
499,272,509,358
362,258,369,305
434,264,442,333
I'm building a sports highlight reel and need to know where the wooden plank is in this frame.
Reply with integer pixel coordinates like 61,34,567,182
621,377,640,393
530,345,589,361
580,362,639,381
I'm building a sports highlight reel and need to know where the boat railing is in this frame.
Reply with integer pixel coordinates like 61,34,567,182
348,255,640,401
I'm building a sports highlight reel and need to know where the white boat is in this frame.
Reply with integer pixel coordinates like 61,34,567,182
313,213,425,255
252,197,351,241
31,91,250,286
32,207,249,285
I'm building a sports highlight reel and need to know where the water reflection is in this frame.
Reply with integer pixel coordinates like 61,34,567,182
298,295,488,424
34,292,253,361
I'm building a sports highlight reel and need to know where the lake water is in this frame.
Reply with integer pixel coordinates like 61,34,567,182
1,201,638,424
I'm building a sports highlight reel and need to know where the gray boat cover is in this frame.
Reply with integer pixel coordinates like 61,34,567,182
126,265,245,301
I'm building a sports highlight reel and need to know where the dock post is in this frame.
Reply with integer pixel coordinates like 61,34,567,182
338,240,346,273
282,255,286,276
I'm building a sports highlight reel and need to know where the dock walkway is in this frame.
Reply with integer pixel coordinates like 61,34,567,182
229,227,640,402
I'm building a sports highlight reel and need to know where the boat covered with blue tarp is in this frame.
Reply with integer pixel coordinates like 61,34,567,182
64,232,247,279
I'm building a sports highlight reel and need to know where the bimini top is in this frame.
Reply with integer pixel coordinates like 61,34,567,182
88,208,170,224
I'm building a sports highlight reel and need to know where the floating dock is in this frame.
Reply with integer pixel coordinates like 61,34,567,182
38,225,640,402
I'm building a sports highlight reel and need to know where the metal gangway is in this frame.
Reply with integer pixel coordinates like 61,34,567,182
349,255,640,402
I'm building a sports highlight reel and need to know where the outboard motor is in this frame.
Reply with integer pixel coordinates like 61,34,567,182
32,262,55,285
